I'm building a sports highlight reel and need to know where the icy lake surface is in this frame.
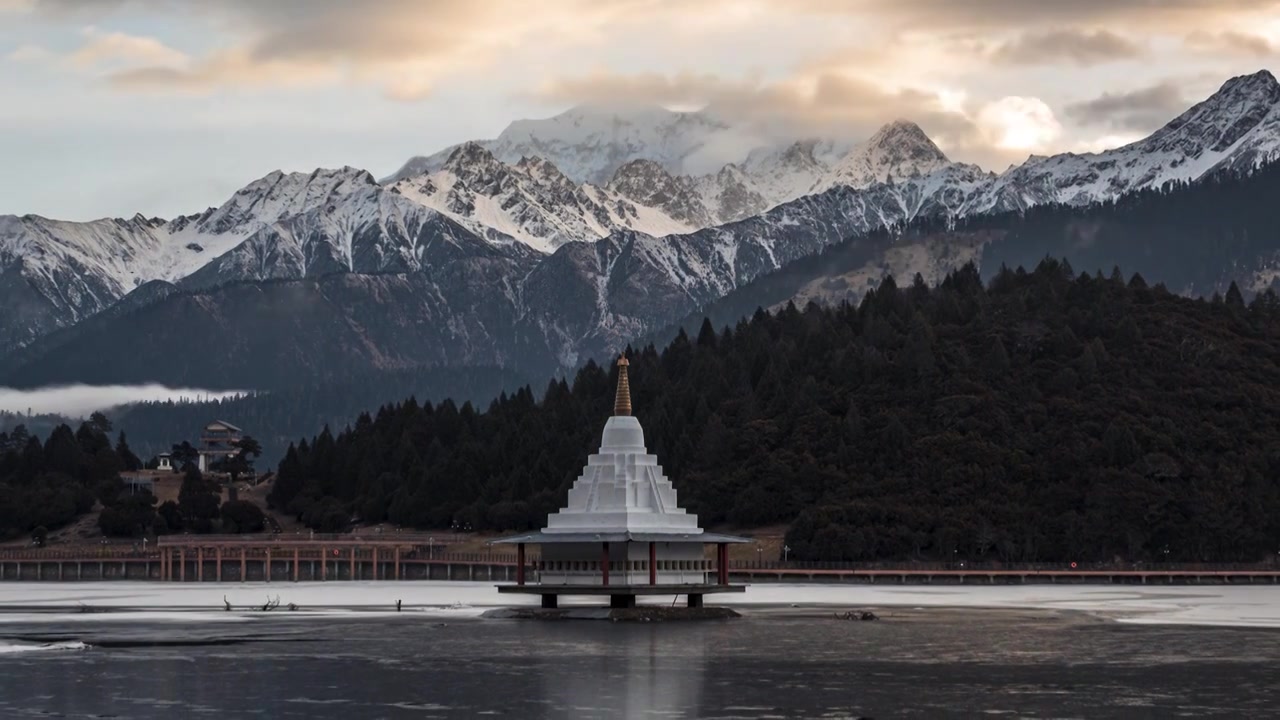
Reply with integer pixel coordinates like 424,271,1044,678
0,583,1277,717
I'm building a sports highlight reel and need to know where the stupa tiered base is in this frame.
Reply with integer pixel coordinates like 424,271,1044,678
497,583,746,608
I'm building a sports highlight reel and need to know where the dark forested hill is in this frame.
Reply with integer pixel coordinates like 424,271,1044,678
271,260,1280,563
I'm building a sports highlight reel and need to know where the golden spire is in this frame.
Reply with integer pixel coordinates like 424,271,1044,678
614,354,632,416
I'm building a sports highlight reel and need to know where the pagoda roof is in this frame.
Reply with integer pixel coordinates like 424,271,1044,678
490,530,751,545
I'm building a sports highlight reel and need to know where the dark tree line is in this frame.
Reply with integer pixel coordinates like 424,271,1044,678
0,413,269,540
0,413,141,540
270,260,1280,562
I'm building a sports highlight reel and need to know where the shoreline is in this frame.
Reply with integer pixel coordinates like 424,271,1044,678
0,581,1277,629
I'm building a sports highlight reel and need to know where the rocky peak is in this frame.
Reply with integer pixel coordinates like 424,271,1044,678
822,120,952,190
1145,70,1280,157
515,155,574,188
442,141,514,196
607,159,679,193
865,120,949,164
607,159,712,227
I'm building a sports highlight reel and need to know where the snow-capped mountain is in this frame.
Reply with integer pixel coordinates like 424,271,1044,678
0,166,378,351
6,69,1280,381
385,104,755,186
0,171,998,389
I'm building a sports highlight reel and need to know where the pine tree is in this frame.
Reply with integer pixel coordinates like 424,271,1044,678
115,432,141,472
985,336,1010,377
1225,281,1246,309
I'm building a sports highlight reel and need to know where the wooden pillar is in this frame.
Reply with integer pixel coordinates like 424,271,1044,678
240,547,247,582
373,547,379,580
293,548,300,582
717,543,728,585
216,547,223,582
161,550,167,581
601,542,610,587
649,542,657,585
180,549,186,582
517,543,526,586
394,547,401,581
350,547,356,581
197,547,204,582
265,548,271,583
322,547,328,581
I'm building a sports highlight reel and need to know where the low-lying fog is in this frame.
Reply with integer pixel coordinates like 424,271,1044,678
0,384,246,418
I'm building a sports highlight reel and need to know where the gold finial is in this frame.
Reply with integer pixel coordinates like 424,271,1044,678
614,354,632,416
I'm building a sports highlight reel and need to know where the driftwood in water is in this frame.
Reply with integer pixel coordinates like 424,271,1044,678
833,610,879,621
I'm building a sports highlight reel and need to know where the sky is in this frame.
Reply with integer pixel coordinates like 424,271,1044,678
2,0,1279,221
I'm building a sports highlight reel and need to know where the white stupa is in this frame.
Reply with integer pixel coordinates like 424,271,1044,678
543,359,700,534
495,355,748,609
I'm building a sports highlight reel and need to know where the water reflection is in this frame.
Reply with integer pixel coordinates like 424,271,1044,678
541,624,706,718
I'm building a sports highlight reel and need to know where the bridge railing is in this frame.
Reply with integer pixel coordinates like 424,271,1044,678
157,531,471,546
0,547,531,564
729,559,1280,572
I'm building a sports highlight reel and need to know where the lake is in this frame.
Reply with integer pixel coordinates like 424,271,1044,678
1,605,1278,718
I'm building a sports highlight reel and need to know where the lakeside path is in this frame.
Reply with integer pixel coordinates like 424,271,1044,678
0,582,1278,628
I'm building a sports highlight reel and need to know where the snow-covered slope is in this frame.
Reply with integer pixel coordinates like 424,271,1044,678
965,70,1280,214
389,143,693,252
0,167,379,350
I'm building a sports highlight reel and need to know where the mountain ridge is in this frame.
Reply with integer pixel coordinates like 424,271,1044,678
4,69,1280,379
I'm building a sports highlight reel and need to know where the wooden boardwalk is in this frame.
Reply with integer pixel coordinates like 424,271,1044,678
2,543,1279,584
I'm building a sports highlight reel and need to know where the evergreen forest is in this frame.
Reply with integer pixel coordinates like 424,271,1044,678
0,414,145,541
269,260,1280,563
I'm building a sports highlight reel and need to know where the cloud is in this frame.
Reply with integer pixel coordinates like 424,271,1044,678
975,96,1063,151
108,47,342,94
534,69,982,146
1185,30,1275,57
844,0,1280,30
1065,82,1188,132
532,66,1067,172
990,30,1144,66
17,0,685,100
0,384,245,417
6,44,52,62
68,27,189,69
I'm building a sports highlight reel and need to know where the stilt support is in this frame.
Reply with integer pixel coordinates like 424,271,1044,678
601,542,610,587
649,542,657,585
516,544,526,586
